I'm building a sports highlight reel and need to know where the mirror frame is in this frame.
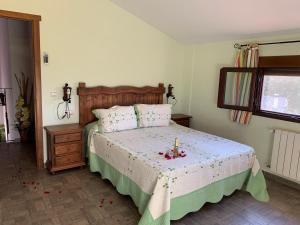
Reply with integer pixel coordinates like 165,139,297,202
217,67,257,111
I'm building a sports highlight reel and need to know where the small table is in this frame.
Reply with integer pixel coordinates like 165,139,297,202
44,123,85,174
171,114,192,127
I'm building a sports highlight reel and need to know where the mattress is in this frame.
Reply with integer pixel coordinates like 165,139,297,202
86,123,269,225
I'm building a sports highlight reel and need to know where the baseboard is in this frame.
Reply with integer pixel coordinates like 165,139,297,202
263,170,300,191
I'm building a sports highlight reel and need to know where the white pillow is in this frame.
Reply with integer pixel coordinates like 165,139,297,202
92,106,137,133
135,104,171,128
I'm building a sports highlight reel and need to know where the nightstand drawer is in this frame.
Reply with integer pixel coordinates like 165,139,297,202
171,114,192,128
55,152,82,167
55,132,81,144
176,119,190,127
54,142,81,156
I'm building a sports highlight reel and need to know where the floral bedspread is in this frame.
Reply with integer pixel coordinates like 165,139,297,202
88,124,259,220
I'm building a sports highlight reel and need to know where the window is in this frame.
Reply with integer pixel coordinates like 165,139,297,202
254,68,300,122
217,55,300,123
217,67,257,111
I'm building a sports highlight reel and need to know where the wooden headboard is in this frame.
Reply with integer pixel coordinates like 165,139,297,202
77,82,165,126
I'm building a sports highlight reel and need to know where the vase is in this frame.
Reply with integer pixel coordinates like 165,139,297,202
0,93,5,105
19,129,29,142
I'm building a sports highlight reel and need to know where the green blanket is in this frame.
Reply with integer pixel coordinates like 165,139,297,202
89,151,269,225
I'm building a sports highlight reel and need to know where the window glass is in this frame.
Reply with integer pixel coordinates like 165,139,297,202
261,75,300,116
224,72,252,107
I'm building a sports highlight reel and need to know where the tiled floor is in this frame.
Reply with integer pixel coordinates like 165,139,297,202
0,142,300,225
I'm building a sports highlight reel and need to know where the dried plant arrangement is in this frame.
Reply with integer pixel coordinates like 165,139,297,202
15,72,33,142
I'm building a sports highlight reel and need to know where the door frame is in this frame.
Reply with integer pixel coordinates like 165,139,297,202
0,10,43,169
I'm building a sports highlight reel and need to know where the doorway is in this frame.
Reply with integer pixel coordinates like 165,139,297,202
0,10,43,169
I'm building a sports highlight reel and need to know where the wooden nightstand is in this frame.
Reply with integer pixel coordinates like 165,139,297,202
44,123,85,174
171,114,192,127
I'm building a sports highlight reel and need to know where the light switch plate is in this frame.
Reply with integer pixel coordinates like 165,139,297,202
50,91,57,97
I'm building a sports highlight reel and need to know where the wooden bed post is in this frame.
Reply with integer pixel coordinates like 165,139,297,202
158,83,164,104
78,82,86,88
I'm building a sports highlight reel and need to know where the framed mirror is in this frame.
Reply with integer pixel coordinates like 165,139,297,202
217,67,257,111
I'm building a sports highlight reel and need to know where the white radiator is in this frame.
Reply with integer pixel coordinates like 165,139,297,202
270,129,300,182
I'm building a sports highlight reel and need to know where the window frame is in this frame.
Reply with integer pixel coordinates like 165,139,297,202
217,67,257,112
218,66,300,123
253,68,300,123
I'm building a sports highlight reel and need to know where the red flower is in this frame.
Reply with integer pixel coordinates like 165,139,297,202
164,154,171,160
158,152,164,155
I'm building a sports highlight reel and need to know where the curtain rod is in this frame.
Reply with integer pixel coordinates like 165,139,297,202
234,40,300,49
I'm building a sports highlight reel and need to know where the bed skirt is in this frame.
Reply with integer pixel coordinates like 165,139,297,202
89,152,269,225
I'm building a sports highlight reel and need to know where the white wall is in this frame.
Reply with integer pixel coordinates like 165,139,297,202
1,1,299,166
7,19,33,140
0,108,3,126
0,0,190,161
188,34,300,169
0,18,13,141
0,19,10,127
0,18,33,141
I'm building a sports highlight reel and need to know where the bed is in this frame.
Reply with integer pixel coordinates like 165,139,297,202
78,82,269,225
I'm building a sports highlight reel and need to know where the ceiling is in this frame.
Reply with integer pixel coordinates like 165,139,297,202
111,0,300,43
